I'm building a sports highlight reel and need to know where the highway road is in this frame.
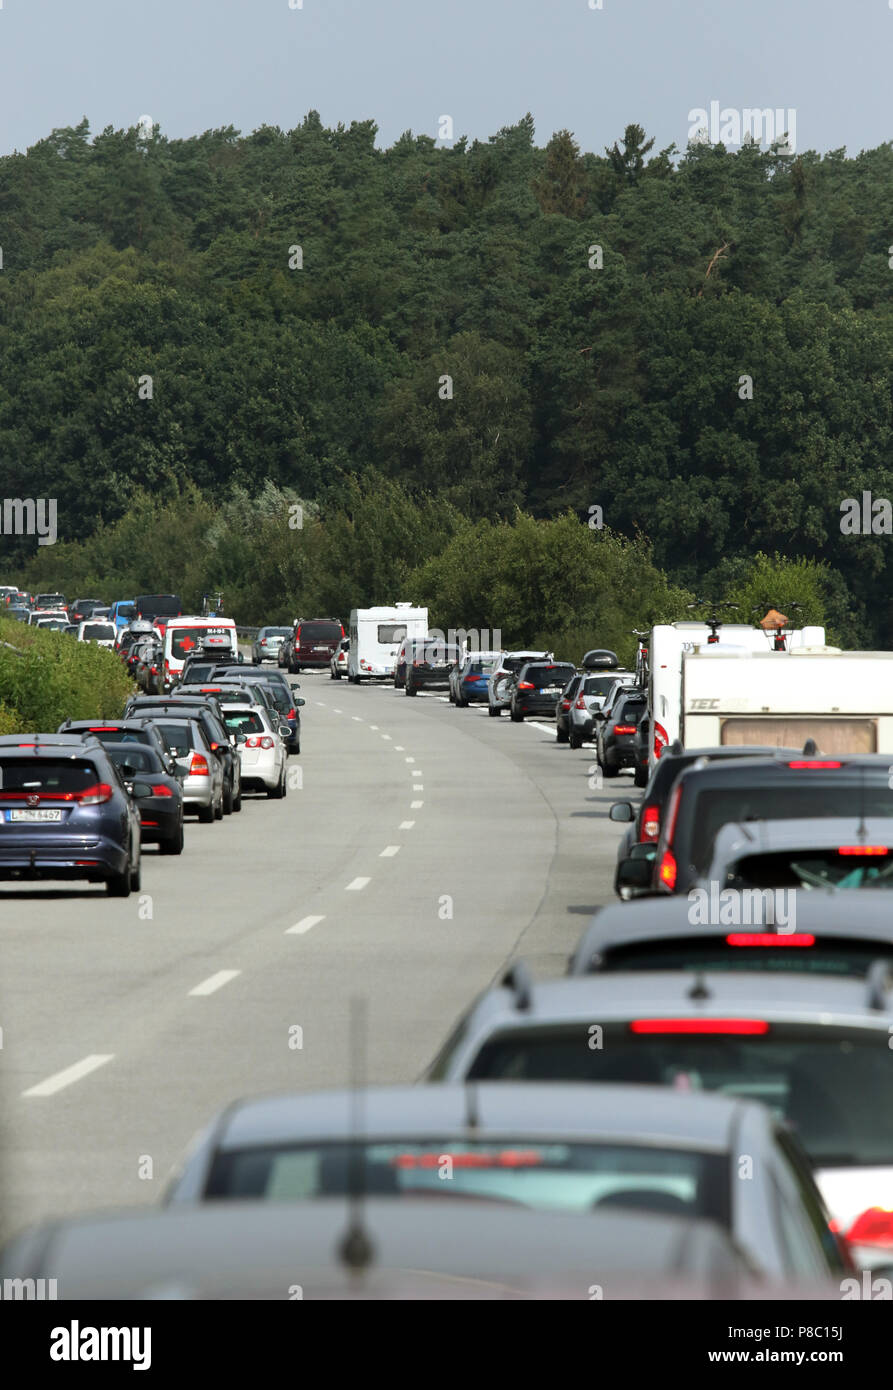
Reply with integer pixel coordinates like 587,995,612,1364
0,674,632,1238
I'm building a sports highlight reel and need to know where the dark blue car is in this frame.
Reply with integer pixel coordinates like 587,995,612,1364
0,735,142,895
449,652,502,707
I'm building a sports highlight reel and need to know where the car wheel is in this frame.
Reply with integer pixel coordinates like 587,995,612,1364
197,802,214,824
634,765,648,788
214,788,224,819
269,767,286,799
160,823,184,855
455,695,468,708
488,704,501,716
130,853,141,892
106,864,131,897
405,683,417,696
510,705,523,722
556,726,569,743
603,762,620,778
223,779,234,815
569,730,582,749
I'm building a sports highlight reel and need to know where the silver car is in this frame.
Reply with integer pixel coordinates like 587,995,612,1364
252,626,292,664
565,671,636,749
330,636,350,680
487,650,552,716
142,715,224,823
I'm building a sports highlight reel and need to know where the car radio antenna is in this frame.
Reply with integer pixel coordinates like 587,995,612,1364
337,995,375,1275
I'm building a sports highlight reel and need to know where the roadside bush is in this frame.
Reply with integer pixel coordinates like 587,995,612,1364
0,619,135,730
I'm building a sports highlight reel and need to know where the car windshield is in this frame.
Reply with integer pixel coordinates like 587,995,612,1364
224,711,265,736
689,782,893,874
467,1027,893,1166
0,760,101,795
203,1138,727,1219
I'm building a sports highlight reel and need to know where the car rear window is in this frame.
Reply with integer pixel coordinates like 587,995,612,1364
83,624,116,640
466,1027,893,1166
203,1138,728,1221
583,676,618,697
299,622,342,643
729,849,893,891
687,781,893,874
262,629,291,639
616,696,646,721
153,723,200,755
223,710,265,736
422,644,461,663
82,728,150,746
0,759,102,794
377,624,406,643
523,664,576,689
169,627,233,660
105,747,158,773
598,936,893,978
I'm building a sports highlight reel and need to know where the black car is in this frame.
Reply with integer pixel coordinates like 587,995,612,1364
404,642,462,696
68,598,105,625
123,696,242,814
179,653,244,686
58,718,180,776
594,688,648,776
555,673,584,742
637,752,893,896
101,742,184,855
509,662,577,721
0,736,141,895
632,714,650,787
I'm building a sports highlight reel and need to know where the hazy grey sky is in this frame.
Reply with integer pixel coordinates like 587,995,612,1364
1,0,889,158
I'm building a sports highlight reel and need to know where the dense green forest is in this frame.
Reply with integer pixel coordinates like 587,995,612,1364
2,114,892,646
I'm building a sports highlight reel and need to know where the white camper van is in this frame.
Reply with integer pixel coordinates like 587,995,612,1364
348,604,429,682
649,621,826,766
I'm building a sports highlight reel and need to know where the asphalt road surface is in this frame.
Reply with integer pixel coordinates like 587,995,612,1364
0,672,633,1238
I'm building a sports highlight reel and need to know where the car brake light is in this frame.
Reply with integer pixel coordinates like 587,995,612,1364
847,1207,893,1249
73,782,114,806
613,724,637,735
658,850,677,889
838,846,888,856
575,693,587,709
190,754,210,776
287,709,295,720
726,933,816,947
260,638,267,645
150,784,174,797
641,806,660,841
787,760,842,769
464,674,479,683
517,681,535,690
630,1018,770,1035
653,722,668,759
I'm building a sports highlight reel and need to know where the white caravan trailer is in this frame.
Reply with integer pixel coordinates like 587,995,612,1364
348,604,428,681
649,621,826,767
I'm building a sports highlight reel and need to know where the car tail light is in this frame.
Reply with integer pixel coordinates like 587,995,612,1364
150,784,174,798
726,933,815,947
560,698,570,710
613,724,637,735
141,820,159,827
658,850,677,889
838,846,888,856
190,754,210,776
286,708,295,720
847,1207,893,1250
630,1018,770,1035
787,760,842,769
517,681,535,690
150,665,157,674
464,674,479,683
244,735,275,750
574,693,587,709
260,638,267,645
653,722,668,759
641,805,660,841
73,782,114,806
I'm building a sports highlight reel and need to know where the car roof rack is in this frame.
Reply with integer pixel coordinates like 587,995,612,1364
501,960,534,1012
865,960,893,1011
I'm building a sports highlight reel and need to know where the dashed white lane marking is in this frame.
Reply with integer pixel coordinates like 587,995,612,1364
405,756,415,763
346,877,371,891
23,1054,114,1098
414,785,424,792
399,821,415,830
380,845,400,857
411,800,424,809
369,725,379,730
381,734,392,741
286,915,325,935
189,970,241,997
394,745,405,751
352,716,363,722
333,708,343,714
316,701,326,706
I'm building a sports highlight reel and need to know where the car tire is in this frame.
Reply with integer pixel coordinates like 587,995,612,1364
233,781,242,811
269,767,286,799
197,802,214,824
488,704,500,716
223,779,234,815
510,705,523,722
160,823,184,855
214,788,224,819
556,726,569,743
569,730,582,749
405,683,417,696
130,853,141,892
106,864,131,897
603,762,620,778
455,695,468,708
634,765,648,788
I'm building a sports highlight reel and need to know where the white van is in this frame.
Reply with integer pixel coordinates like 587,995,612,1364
163,615,238,688
348,605,428,681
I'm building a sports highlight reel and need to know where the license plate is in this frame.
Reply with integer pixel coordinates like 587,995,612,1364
313,646,328,651
8,809,63,823
542,687,560,694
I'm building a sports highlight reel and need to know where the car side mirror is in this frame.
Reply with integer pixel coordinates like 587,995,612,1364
279,724,291,739
594,709,608,721
609,802,635,822
617,857,655,890
238,652,244,664
236,732,247,744
127,781,153,798
294,697,305,707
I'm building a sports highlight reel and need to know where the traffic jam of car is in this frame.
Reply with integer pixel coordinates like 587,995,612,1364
2,589,892,1301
